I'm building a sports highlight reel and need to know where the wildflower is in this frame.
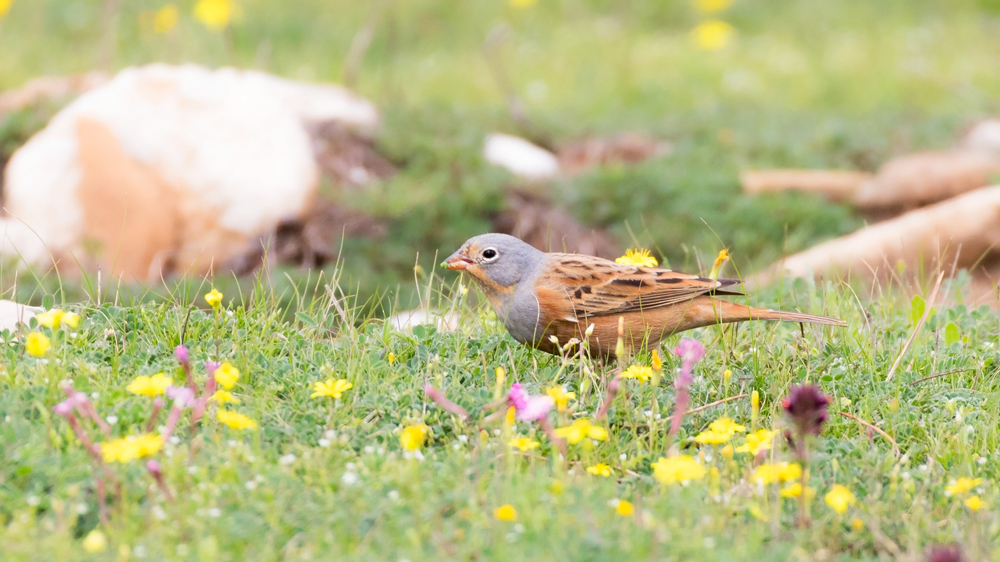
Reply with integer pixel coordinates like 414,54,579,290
400,424,428,451
494,504,517,521
166,385,195,407
709,249,730,279
708,417,746,435
82,529,108,553
670,337,706,436
615,248,658,267
101,433,164,463
214,362,239,389
851,518,864,531
945,477,983,496
311,378,353,399
651,350,662,372
508,437,540,451
0,0,13,19
586,463,613,477
736,429,778,455
127,373,173,396
723,369,732,386
505,407,516,426
387,352,396,364
824,484,856,514
720,444,734,458
25,332,50,357
694,0,733,13
782,385,830,436
964,496,986,511
652,455,706,485
751,462,802,485
692,20,735,51
694,430,733,444
615,500,634,516
507,383,554,421
153,4,178,33
216,410,257,430
779,482,815,499
546,386,576,413
175,344,189,365
925,544,967,562
553,418,608,445
622,365,653,383
35,309,64,328
204,288,224,308
209,389,239,404
509,0,537,8
193,0,235,31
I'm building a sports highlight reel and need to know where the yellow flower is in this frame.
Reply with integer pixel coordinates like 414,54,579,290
553,419,608,445
35,309,64,328
586,463,613,477
692,20,735,51
651,350,662,372
62,312,80,328
652,455,706,485
546,386,576,413
851,518,864,531
694,0,733,13
694,430,732,444
708,417,746,435
709,249,730,279
101,433,164,463
720,444,734,458
493,504,517,521
82,529,108,553
216,410,257,430
824,484,856,514
127,373,172,396
615,248,658,267
964,496,986,511
946,477,983,495
387,352,396,364
311,378,353,399
400,424,428,451
153,4,179,34
26,332,50,357
504,406,516,427
209,389,239,404
204,288,223,308
736,429,778,455
0,0,13,19
509,437,540,451
621,365,653,383
615,500,634,516
779,482,815,499
509,0,537,8
751,462,801,485
193,0,235,31
214,362,239,389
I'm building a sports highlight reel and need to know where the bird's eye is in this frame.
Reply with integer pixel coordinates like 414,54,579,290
482,248,499,261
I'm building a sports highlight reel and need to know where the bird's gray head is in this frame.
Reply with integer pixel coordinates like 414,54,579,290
441,233,543,288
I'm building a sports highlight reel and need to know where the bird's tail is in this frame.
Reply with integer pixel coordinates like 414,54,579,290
710,299,847,327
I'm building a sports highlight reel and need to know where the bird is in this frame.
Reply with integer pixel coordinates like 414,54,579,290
442,233,846,357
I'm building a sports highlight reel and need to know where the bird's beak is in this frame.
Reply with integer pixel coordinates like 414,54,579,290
441,249,473,270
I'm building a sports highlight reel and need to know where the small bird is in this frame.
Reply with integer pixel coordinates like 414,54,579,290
443,233,846,357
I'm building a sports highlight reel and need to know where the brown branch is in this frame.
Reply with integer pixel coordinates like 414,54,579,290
906,368,973,387
886,271,945,381
837,411,900,459
686,394,749,415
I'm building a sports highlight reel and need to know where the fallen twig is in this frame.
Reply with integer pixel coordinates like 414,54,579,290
906,368,973,387
686,394,749,415
837,411,900,459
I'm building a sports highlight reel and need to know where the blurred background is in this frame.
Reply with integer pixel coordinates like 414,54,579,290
1,0,999,313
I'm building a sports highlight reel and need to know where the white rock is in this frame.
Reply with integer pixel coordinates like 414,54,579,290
962,119,1000,154
1,64,378,280
0,301,42,331
483,133,560,180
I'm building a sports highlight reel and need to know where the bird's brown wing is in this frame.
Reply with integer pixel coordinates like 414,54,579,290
534,253,742,322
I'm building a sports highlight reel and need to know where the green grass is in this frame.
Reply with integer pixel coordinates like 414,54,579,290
1,272,999,560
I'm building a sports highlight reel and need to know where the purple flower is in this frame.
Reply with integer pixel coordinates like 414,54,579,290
516,395,554,421
204,361,220,376
926,544,966,562
53,400,74,416
508,383,529,410
175,345,189,364
146,459,163,477
673,338,706,364
782,385,830,436
165,385,195,407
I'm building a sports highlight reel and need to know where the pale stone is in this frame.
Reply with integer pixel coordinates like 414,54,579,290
483,133,560,181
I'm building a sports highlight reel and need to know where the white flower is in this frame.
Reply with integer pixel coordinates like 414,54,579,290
208,508,221,518
341,472,359,486
388,490,400,502
279,454,296,466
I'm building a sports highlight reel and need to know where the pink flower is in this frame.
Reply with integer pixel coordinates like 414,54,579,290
165,386,195,407
674,338,706,364
508,383,529,410
53,400,74,416
204,361,220,376
174,345,189,365
507,383,553,421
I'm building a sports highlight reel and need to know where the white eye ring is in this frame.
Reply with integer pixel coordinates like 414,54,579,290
481,247,500,262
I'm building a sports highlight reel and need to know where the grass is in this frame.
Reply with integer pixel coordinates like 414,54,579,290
1,0,1000,558
1,271,999,560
